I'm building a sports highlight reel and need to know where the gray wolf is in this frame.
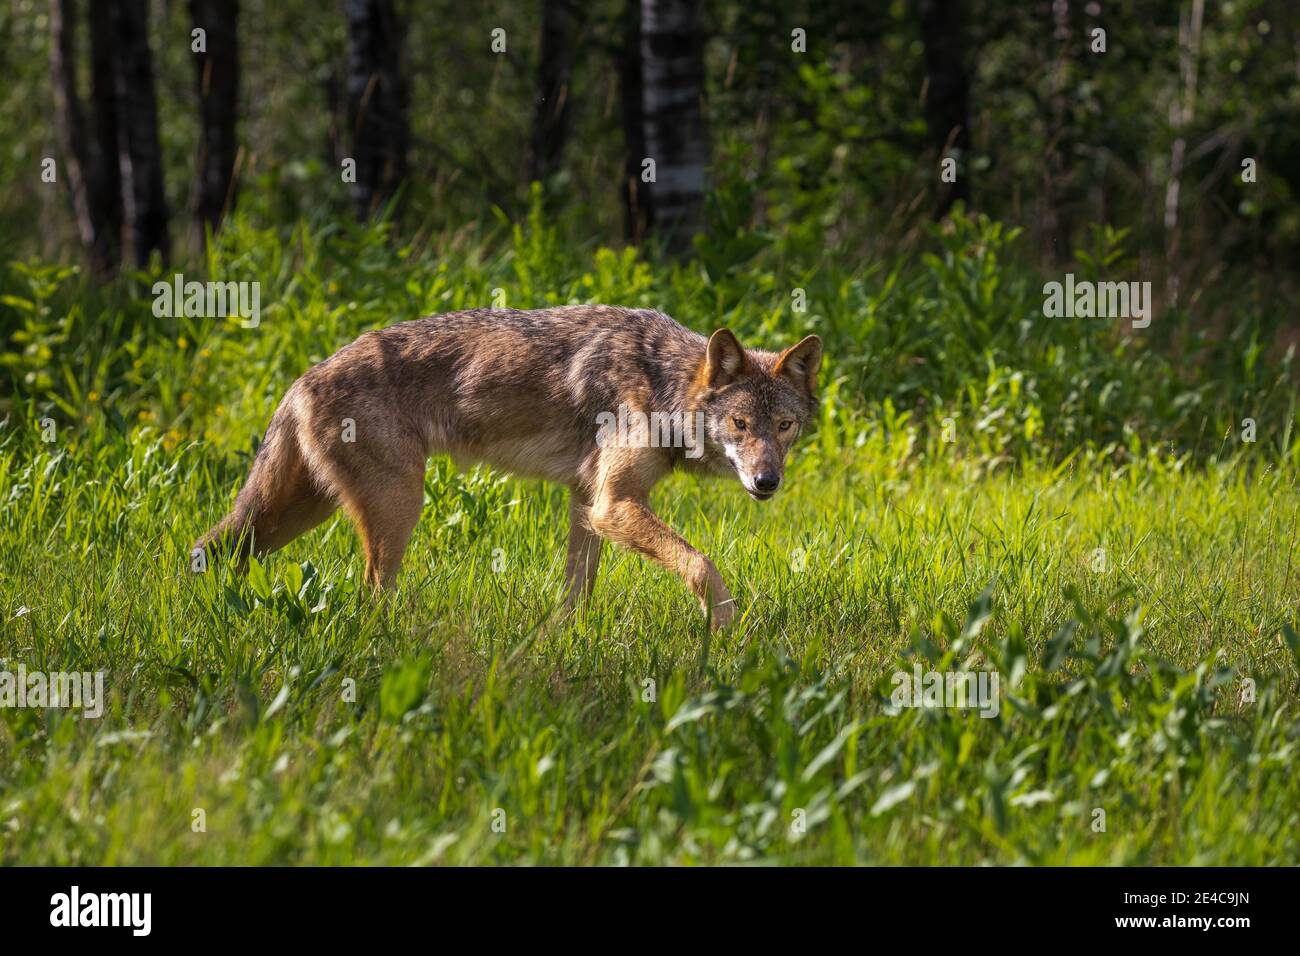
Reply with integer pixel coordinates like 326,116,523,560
195,305,822,629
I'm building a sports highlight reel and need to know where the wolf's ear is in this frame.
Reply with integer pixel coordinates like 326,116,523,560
704,329,748,386
773,335,822,397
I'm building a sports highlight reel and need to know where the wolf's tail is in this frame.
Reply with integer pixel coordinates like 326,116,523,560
192,401,313,568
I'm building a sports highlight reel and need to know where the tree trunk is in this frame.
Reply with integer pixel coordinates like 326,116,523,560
919,0,971,218
189,0,240,244
89,0,124,266
110,0,170,267
1042,0,1073,264
49,0,120,274
346,0,410,221
1164,0,1205,295
640,0,708,253
528,0,573,185
618,0,650,242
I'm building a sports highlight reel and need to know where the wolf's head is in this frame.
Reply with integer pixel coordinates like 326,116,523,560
692,329,822,500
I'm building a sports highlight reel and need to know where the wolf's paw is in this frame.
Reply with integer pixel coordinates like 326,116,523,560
707,594,737,631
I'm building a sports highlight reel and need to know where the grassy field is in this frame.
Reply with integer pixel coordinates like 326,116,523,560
2,214,1299,865
1,417,1298,864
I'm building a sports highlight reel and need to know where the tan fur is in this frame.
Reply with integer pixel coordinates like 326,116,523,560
195,306,822,629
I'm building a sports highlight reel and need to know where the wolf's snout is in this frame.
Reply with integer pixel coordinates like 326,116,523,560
753,472,781,494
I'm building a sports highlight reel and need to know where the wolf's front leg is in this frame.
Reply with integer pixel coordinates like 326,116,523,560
589,494,736,630
565,491,603,607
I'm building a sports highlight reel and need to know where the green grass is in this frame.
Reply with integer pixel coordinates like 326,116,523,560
2,207,1299,865
1,418,1297,864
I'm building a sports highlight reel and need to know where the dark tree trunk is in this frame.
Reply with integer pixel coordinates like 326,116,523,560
49,0,121,274
110,0,170,267
89,0,123,264
920,0,971,218
50,0,95,261
528,0,573,185
640,0,708,253
1042,0,1074,263
346,0,410,221
189,0,240,243
618,0,650,242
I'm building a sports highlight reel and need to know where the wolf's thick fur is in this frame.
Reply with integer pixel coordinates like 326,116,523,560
196,305,821,628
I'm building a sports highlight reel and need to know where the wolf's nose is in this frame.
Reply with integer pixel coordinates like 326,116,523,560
754,473,781,493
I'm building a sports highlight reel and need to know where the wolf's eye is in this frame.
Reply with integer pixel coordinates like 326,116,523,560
733,418,747,431
778,420,794,432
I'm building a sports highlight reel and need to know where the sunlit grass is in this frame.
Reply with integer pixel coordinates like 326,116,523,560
1,417,1296,864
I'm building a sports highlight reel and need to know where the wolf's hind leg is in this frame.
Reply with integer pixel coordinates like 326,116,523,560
250,480,338,557
341,470,426,590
